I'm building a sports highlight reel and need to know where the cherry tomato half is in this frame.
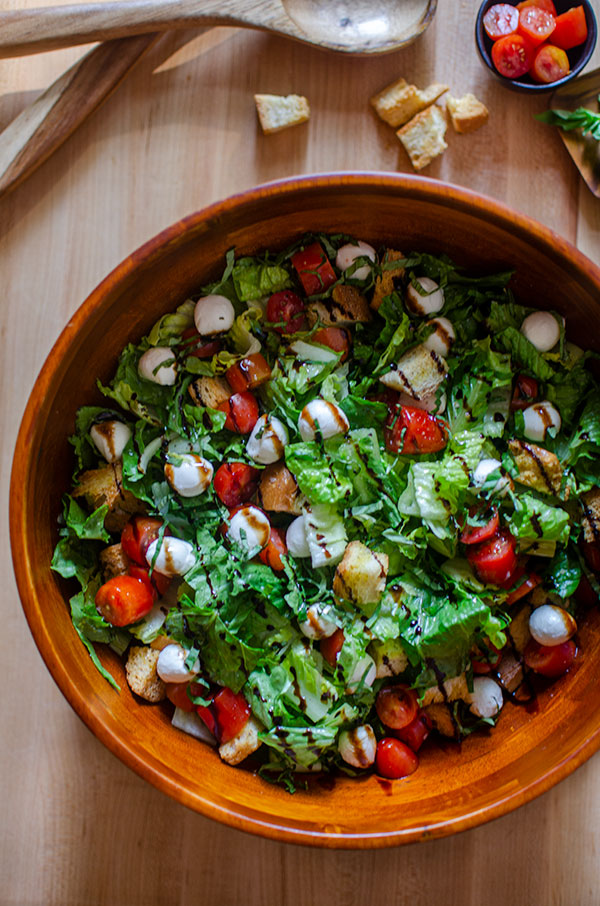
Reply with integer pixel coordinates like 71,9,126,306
517,0,557,15
95,575,155,626
213,461,260,507
121,516,164,566
511,374,539,411
180,326,220,359
531,43,570,82
258,526,287,571
225,353,272,394
376,685,419,730
218,391,259,434
467,529,518,586
505,571,542,606
266,290,306,334
376,738,419,779
551,5,588,50
291,242,337,296
128,563,172,598
312,327,351,362
524,638,577,677
385,405,448,455
213,687,251,744
518,6,556,45
492,33,536,78
165,681,196,713
320,628,345,667
393,712,432,752
483,3,519,40
459,506,500,545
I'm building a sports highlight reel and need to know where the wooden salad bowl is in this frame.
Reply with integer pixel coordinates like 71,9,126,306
10,173,600,848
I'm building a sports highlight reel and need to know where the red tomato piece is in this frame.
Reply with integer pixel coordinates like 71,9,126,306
531,43,570,81
165,682,196,713
291,242,337,296
505,572,542,606
517,0,557,14
121,516,164,566
384,405,448,455
524,638,577,677
258,526,287,571
376,738,419,779
582,542,600,573
127,564,157,601
195,701,218,737
180,326,220,359
375,685,419,730
518,6,556,45
225,353,272,393
483,3,519,39
266,290,306,334
471,640,504,674
511,374,539,411
467,529,518,586
320,628,345,666
218,391,259,434
460,506,500,545
128,563,172,598
492,33,536,78
551,5,588,49
393,712,432,752
213,687,251,744
95,575,155,626
312,327,351,361
213,461,259,507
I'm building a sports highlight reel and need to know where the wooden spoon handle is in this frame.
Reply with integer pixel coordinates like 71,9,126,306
0,33,159,198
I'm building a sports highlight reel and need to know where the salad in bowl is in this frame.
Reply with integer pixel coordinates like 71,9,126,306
51,231,600,788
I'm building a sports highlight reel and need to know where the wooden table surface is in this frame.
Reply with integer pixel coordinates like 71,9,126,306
2,2,600,903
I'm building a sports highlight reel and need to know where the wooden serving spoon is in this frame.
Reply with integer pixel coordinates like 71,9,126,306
0,0,437,58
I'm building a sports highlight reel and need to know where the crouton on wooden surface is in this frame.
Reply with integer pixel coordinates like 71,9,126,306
371,249,405,311
581,487,600,544
333,540,389,606
508,439,563,496
99,543,129,581
125,647,166,702
424,703,456,738
308,285,371,327
72,462,144,532
446,93,489,133
219,716,263,765
496,653,525,695
420,673,470,708
379,342,448,400
397,104,448,171
188,375,231,409
371,77,449,128
254,94,310,134
258,462,303,515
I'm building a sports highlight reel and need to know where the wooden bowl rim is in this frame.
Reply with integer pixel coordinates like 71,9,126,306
9,172,600,848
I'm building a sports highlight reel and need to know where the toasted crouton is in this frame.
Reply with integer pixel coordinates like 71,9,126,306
258,462,303,515
397,105,448,171
125,647,166,702
423,703,456,738
420,673,470,708
72,462,145,532
379,342,448,401
333,540,389,606
508,602,533,654
508,439,563,496
371,248,405,311
219,715,263,765
370,77,449,128
496,653,525,695
188,375,231,409
99,542,129,581
446,93,489,133
581,487,600,544
308,285,371,326
254,94,310,134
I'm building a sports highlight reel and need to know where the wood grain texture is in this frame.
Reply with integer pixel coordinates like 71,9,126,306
1,0,600,902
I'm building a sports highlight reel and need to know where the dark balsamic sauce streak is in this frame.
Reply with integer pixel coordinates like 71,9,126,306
519,440,557,495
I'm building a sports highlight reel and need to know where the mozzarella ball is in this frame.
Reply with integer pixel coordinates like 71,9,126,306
246,414,289,464
90,420,131,463
194,294,235,336
335,240,376,281
299,604,338,640
138,347,177,385
520,311,560,352
473,458,512,497
529,605,577,647
157,643,200,683
228,505,270,551
347,655,377,693
406,277,445,316
469,677,504,719
286,515,311,558
164,453,213,497
145,537,196,576
338,724,377,768
423,317,455,357
523,401,562,443
298,399,349,442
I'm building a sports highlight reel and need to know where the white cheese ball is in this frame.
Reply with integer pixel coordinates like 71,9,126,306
138,346,177,385
299,603,338,640
246,414,289,465
285,515,311,558
298,399,349,442
469,677,504,719
164,453,213,497
523,401,562,443
529,604,577,647
473,458,512,497
347,655,377,693
520,311,560,352
157,643,200,683
335,240,376,281
228,505,270,551
338,724,377,769
194,294,235,336
145,536,196,576
406,277,445,316
423,317,455,357
90,420,131,463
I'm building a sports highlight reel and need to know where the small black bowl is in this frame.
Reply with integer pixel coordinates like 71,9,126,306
475,0,597,93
